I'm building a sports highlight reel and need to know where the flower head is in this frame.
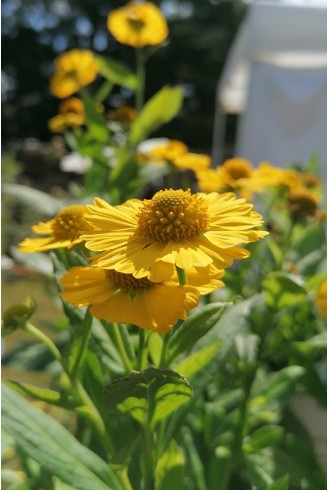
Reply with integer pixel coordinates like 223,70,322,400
108,105,138,126
107,2,169,48
287,187,319,220
82,189,268,282
50,50,99,99
60,266,199,333
48,97,85,133
19,205,92,253
315,279,327,317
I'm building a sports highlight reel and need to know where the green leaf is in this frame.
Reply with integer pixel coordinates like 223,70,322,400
244,425,284,453
80,91,110,144
129,86,183,144
2,183,63,215
174,341,222,379
263,272,307,309
4,380,78,409
167,302,227,364
266,475,289,490
96,55,138,91
254,366,305,402
155,440,185,490
104,367,192,429
2,385,122,490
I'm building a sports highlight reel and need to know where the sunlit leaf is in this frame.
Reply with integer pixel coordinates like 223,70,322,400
167,302,227,363
244,425,284,453
104,367,192,429
155,440,185,490
263,272,307,309
129,86,183,144
174,341,222,379
96,55,138,90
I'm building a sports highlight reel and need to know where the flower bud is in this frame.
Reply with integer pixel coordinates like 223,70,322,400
2,297,37,336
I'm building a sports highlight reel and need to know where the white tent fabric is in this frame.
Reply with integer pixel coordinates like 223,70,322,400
212,0,327,180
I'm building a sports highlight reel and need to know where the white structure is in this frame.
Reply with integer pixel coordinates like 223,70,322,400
212,0,327,181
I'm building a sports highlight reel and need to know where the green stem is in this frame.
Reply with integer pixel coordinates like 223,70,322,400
112,322,134,373
176,266,188,285
142,421,155,490
71,309,93,383
158,333,170,367
137,329,148,370
23,322,115,457
136,48,146,112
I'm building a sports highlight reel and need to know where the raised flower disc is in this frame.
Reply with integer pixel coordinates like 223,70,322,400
60,266,199,333
82,188,268,282
19,205,92,253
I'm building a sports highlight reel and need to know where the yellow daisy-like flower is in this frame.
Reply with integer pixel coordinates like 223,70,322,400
315,279,327,317
50,50,99,99
19,205,92,253
197,158,257,199
48,97,85,133
252,161,300,190
174,153,211,173
60,266,199,334
147,140,189,163
82,188,268,282
287,187,319,220
107,2,169,48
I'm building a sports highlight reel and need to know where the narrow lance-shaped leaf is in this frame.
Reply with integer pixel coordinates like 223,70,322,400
104,367,192,429
96,54,138,91
155,440,185,490
167,302,228,364
128,86,183,145
1,385,122,490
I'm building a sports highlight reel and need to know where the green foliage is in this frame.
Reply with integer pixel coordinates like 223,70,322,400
104,367,192,429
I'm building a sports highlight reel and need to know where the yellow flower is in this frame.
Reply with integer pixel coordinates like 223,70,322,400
252,161,300,190
82,189,268,282
197,158,257,200
107,2,169,48
147,139,188,164
60,266,199,334
50,50,99,99
315,280,327,317
174,153,211,173
287,187,319,220
19,205,92,253
48,97,85,133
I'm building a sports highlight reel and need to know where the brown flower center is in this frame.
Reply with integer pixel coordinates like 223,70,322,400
51,205,90,241
126,15,146,32
105,270,153,291
224,160,252,180
137,188,210,242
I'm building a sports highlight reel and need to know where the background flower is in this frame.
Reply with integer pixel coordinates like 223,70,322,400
107,2,169,48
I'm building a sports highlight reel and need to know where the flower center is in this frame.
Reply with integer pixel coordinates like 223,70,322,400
51,205,90,241
127,14,146,32
137,188,210,242
105,270,153,291
224,160,252,180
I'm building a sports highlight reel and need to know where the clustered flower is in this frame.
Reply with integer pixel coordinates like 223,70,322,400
19,188,268,333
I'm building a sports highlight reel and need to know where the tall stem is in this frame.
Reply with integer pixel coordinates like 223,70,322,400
71,309,93,383
176,266,188,285
112,322,134,373
136,48,146,112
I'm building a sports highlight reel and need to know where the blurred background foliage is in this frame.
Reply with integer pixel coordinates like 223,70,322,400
2,0,246,152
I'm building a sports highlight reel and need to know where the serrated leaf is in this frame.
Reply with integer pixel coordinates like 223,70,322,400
167,302,227,364
129,86,183,144
104,367,192,429
174,341,222,379
96,55,138,90
155,440,185,490
1,385,122,490
263,272,307,309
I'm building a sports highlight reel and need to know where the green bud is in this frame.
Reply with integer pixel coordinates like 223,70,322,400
2,297,37,336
